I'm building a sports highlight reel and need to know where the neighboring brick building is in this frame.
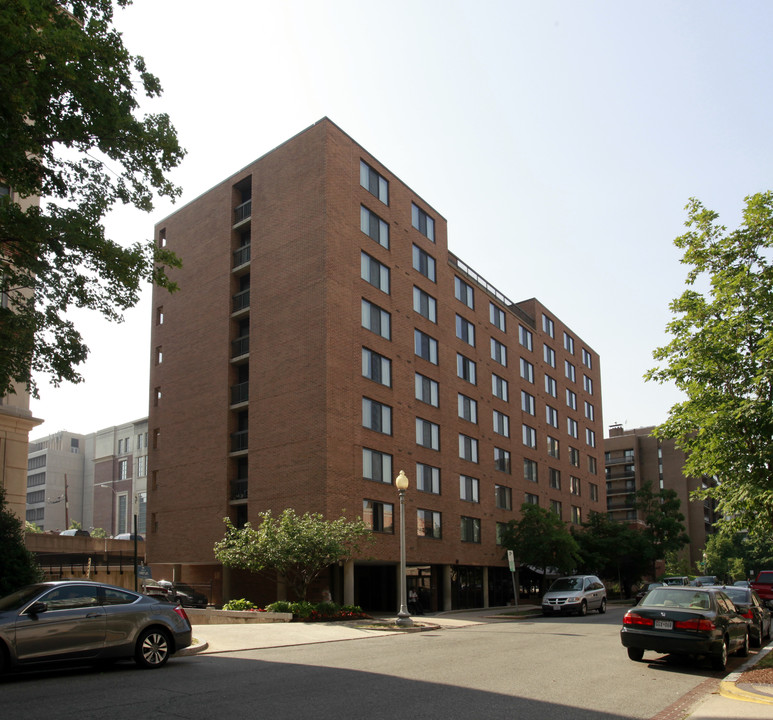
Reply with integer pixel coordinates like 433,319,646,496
604,424,719,568
147,118,605,610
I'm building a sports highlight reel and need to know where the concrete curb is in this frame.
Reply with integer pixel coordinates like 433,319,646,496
177,640,209,656
719,641,773,705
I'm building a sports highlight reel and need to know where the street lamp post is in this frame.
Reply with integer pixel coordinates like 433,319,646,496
395,470,413,627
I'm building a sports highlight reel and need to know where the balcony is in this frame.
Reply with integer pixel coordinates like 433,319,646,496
234,200,251,225
231,430,248,453
231,381,249,406
232,335,249,359
605,455,635,466
233,244,251,269
232,289,250,313
230,478,248,501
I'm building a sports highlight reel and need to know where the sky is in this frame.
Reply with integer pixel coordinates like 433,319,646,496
29,0,773,438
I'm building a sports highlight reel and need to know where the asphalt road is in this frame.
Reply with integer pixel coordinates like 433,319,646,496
0,605,754,719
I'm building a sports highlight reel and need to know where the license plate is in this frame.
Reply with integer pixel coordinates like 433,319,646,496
655,620,673,630
552,606,560,612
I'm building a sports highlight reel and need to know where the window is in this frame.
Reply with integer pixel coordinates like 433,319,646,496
564,332,575,354
588,455,598,474
456,315,475,345
565,360,576,382
362,348,391,386
412,203,435,241
567,417,579,438
156,306,164,325
566,388,577,410
414,287,437,322
491,338,507,366
547,435,560,458
363,448,392,483
458,394,478,423
496,522,508,545
363,398,392,435
582,348,593,368
155,346,163,365
586,428,597,448
413,245,436,281
27,490,45,504
569,446,580,467
360,160,388,204
459,434,479,463
583,374,594,394
415,373,439,407
118,439,123,454
460,475,480,503
549,468,561,490
360,205,389,248
542,313,555,338
545,374,557,397
417,509,441,538
551,500,562,519
137,456,148,477
493,410,510,437
490,303,506,332
570,476,581,496
584,401,595,421
521,458,537,484
542,406,557,431
361,252,390,293
457,353,477,384
362,299,391,339
519,325,533,351
525,493,539,506
461,516,481,543
543,344,556,367
118,459,128,480
520,358,534,383
28,472,45,487
589,483,599,502
454,276,474,308
492,374,509,401
415,329,438,364
522,424,537,448
416,463,440,494
363,500,394,533
495,484,512,510
572,506,582,524
521,390,535,415
416,418,440,450
494,447,511,473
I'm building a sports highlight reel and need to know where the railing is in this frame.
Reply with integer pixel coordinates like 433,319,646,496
231,381,249,405
232,289,250,313
231,430,248,453
232,335,249,358
605,455,635,465
230,478,248,500
233,244,251,268
234,200,251,224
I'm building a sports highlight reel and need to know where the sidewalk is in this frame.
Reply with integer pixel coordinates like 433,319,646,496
179,607,773,718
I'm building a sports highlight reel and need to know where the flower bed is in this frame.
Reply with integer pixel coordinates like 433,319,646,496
221,598,368,622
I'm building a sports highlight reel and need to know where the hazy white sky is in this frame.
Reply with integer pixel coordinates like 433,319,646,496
29,0,773,438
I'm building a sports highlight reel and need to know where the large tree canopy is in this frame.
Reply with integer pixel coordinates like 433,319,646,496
0,0,184,397
646,192,773,536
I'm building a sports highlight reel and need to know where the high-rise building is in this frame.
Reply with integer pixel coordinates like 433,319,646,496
604,424,719,568
147,119,605,610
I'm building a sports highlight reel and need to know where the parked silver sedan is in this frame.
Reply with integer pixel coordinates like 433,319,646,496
0,580,192,674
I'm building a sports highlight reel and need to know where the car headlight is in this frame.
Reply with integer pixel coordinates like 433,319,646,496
566,596,580,603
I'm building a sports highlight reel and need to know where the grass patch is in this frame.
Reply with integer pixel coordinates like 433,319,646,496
754,651,773,669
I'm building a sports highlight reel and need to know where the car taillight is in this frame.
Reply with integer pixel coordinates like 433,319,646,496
741,609,754,620
674,618,716,631
623,612,654,627
174,604,190,623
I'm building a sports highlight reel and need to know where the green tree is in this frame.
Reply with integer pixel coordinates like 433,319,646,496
703,532,739,582
213,509,373,601
573,512,652,597
634,482,690,573
500,504,581,592
646,193,773,536
0,0,184,397
0,486,43,595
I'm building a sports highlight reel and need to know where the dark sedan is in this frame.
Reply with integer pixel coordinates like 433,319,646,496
157,581,208,609
0,580,192,674
620,586,748,670
716,586,771,648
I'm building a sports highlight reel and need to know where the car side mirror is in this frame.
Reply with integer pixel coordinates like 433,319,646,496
26,601,47,615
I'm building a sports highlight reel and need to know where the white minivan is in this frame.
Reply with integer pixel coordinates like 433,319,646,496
541,575,607,616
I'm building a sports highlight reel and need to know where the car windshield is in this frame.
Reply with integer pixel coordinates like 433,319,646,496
549,578,583,592
0,584,46,611
642,588,711,610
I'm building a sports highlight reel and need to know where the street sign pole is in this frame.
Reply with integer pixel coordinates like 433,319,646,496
507,550,519,610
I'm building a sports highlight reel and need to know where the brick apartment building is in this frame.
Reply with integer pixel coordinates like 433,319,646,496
605,424,719,569
147,118,605,611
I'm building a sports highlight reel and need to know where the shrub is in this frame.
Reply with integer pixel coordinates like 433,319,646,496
222,598,257,611
265,600,293,614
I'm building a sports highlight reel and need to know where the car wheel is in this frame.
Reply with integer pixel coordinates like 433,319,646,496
598,598,607,614
737,630,749,657
627,647,644,662
711,638,728,671
578,600,587,617
135,628,171,669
